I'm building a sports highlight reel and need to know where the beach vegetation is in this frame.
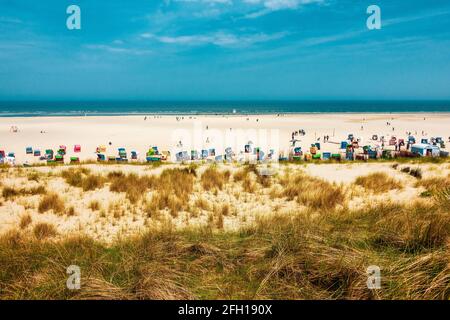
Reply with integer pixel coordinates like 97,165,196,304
355,172,403,194
201,166,229,191
33,223,57,240
38,193,65,214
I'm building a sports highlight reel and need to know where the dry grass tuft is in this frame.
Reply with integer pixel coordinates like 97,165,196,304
281,172,345,209
2,185,46,200
38,193,65,214
201,166,229,191
369,202,450,252
150,168,196,216
61,168,105,191
415,177,450,194
33,222,57,240
194,197,210,211
355,172,403,194
89,200,101,211
19,214,32,229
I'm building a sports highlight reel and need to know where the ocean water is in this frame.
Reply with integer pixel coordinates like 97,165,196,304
0,100,449,117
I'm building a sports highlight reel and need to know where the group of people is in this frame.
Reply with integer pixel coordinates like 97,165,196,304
291,129,306,140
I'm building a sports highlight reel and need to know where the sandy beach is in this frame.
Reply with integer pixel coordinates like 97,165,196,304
1,114,450,299
1,113,450,164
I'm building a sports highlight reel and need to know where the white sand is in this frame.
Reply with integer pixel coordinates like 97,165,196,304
1,113,449,164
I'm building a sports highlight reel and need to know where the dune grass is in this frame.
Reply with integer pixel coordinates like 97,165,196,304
61,168,105,191
355,172,403,194
38,193,65,214
1,162,449,300
33,222,57,240
1,196,449,300
2,185,46,200
280,172,345,209
200,166,230,191
19,214,32,229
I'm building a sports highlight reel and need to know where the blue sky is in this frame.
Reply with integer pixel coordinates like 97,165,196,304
0,0,449,100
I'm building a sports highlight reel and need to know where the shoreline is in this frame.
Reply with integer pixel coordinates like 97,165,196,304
2,111,450,118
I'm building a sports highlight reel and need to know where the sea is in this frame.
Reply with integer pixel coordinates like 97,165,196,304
0,100,449,117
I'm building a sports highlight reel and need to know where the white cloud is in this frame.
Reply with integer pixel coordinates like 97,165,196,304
85,44,152,55
141,31,287,47
243,0,325,18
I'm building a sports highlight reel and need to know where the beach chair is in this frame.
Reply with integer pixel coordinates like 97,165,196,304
4,155,15,165
201,149,209,159
408,136,416,144
257,150,265,161
58,145,67,155
345,152,354,161
322,152,331,160
45,149,54,160
34,149,41,157
146,156,161,163
96,145,106,153
340,141,348,149
97,154,106,162
356,154,368,161
118,148,127,159
191,150,198,161
175,151,189,162
8,152,15,158
244,144,251,153
0,150,5,158
209,149,216,157
368,150,377,159
388,137,397,146
290,147,302,161
421,138,428,144
70,156,80,164
152,146,159,155
161,151,170,161
26,147,33,154
215,155,223,162
131,151,138,160
331,153,341,160
74,145,81,153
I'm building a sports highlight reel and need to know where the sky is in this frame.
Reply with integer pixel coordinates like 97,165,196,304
0,0,449,100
